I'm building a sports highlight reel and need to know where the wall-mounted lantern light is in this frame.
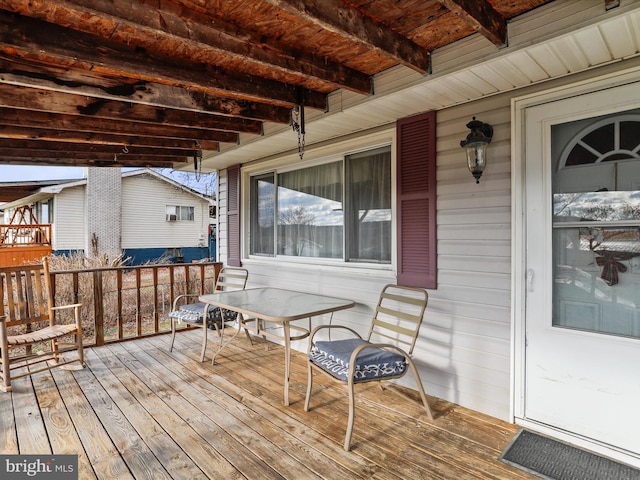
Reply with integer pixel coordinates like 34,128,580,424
460,117,493,184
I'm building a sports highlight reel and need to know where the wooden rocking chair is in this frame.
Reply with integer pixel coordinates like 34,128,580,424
0,258,85,392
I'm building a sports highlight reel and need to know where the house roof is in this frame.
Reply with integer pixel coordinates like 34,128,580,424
0,168,211,210
0,0,556,171
0,179,76,202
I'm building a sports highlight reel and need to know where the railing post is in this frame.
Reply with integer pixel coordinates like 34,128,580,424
117,270,123,339
135,268,142,337
169,266,175,310
93,269,104,346
72,272,79,305
152,266,159,332
184,265,191,295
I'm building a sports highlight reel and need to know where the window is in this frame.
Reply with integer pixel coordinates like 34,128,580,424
37,198,53,224
558,113,640,167
249,146,391,263
552,110,640,338
166,205,194,222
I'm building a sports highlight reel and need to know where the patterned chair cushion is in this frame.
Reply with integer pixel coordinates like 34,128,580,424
309,338,407,382
169,302,238,327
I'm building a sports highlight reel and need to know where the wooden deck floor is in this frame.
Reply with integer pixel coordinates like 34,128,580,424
0,329,536,479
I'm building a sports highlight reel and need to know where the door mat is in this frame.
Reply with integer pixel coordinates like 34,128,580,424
500,430,640,480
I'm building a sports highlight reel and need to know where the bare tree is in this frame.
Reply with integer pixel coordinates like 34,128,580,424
279,206,316,256
154,168,217,197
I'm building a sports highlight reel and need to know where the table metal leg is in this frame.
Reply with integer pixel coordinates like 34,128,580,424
283,321,291,406
211,313,243,365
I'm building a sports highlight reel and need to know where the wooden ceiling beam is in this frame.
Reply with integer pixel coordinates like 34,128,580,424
0,155,184,168
0,139,197,157
0,125,218,150
0,149,187,162
0,188,38,201
0,147,188,164
0,64,294,124
265,0,430,73
438,0,506,47
0,10,328,110
0,108,239,144
0,84,264,134
0,0,372,95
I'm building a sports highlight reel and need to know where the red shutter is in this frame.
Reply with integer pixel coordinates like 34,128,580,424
396,111,437,289
227,164,242,267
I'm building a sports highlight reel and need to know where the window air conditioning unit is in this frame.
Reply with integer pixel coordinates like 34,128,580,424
166,214,177,221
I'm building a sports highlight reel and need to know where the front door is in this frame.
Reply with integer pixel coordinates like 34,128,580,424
523,79,640,461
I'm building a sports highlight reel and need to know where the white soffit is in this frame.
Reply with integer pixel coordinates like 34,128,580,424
202,2,640,171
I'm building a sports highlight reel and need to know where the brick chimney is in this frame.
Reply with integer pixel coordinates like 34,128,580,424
85,167,122,262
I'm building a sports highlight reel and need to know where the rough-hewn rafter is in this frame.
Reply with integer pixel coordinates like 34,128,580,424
0,10,328,110
0,68,293,124
0,155,184,168
1,0,372,95
0,149,188,162
438,0,506,46
265,0,431,73
0,108,239,144
0,139,197,157
0,187,40,202
0,84,264,134
0,125,218,150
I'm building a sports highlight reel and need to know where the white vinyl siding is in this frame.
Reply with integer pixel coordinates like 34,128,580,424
52,186,85,250
121,174,208,249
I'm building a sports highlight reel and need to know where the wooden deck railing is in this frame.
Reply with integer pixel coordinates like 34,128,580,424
48,261,221,346
0,223,51,246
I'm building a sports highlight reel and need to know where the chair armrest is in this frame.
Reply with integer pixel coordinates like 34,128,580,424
171,293,201,310
308,324,361,353
50,303,83,327
51,303,83,311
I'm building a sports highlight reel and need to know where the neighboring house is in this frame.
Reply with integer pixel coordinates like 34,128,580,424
203,3,640,466
2,168,214,265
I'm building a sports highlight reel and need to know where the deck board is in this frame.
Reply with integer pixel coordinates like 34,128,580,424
0,329,536,479
122,341,339,480
32,369,97,480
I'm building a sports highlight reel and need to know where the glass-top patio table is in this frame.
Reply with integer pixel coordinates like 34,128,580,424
199,287,355,405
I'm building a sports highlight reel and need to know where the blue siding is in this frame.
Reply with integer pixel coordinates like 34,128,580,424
123,247,210,265
53,249,84,258
54,247,211,266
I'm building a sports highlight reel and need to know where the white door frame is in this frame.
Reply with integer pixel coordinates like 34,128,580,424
511,65,640,467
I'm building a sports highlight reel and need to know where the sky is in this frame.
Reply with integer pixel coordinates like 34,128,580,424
0,165,84,182
0,165,217,195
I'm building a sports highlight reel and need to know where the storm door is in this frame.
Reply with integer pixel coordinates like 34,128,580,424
522,82,640,460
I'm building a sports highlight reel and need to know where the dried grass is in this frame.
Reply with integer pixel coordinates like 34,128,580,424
47,253,215,343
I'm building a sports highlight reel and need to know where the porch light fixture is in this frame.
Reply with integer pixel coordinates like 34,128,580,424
460,117,493,184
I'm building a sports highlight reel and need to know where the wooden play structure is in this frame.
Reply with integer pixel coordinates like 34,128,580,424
0,206,52,267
